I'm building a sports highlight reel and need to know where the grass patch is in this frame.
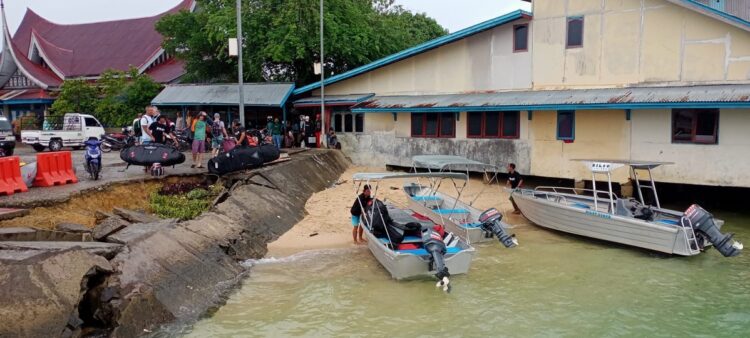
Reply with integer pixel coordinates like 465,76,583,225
149,183,223,220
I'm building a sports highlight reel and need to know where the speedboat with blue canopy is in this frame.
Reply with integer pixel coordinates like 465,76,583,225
511,160,743,257
404,155,518,248
353,172,490,291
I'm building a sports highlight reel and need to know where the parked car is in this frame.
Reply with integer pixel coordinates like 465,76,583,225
0,116,15,156
21,113,105,152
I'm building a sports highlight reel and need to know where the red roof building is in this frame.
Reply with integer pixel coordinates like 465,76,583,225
0,0,194,120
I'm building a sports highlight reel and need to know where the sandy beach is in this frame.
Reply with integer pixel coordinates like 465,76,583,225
266,166,529,257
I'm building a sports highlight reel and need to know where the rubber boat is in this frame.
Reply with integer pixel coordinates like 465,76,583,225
403,155,517,247
511,160,743,257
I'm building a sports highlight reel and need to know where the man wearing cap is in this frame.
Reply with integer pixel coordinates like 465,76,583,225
350,184,373,244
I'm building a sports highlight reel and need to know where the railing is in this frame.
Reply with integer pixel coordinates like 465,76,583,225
523,186,618,213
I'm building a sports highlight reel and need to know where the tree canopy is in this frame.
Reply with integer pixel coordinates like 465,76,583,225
156,0,447,85
51,68,162,127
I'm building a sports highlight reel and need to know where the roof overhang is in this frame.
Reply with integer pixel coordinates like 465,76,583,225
351,84,750,113
665,0,750,32
293,9,532,96
293,93,375,108
151,83,296,108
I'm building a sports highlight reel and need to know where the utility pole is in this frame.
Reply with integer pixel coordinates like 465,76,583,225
236,0,245,127
319,0,327,148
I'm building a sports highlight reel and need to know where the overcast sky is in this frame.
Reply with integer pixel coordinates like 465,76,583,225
1,0,531,35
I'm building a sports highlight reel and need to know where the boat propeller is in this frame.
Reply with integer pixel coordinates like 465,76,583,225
478,208,519,248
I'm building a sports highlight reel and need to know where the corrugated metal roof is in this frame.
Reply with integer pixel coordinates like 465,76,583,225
293,93,374,106
667,0,750,32
151,83,296,107
352,84,750,112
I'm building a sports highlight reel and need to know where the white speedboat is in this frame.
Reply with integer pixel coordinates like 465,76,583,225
404,155,517,247
511,160,742,257
353,172,481,290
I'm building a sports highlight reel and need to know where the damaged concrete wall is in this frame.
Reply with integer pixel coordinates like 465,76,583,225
0,150,350,337
532,0,750,89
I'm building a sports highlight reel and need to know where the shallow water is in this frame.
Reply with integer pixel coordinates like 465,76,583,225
171,210,750,337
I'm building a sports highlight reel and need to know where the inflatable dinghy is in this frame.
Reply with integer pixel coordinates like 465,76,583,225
120,144,185,167
207,144,280,175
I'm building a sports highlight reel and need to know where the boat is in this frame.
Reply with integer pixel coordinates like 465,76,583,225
353,172,486,290
511,160,743,257
403,155,517,247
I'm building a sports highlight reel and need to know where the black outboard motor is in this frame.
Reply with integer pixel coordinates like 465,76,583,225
478,208,518,248
422,227,451,292
683,204,743,257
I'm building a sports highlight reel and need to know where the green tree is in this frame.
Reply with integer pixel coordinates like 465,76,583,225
156,0,447,85
50,79,98,116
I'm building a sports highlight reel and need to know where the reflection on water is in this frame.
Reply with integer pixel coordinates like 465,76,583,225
173,212,750,337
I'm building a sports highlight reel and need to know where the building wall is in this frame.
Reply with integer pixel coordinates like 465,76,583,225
527,109,632,182
320,19,533,96
630,108,750,187
339,112,532,173
532,0,750,88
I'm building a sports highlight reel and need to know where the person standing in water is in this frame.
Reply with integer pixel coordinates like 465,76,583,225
350,184,372,244
506,163,524,214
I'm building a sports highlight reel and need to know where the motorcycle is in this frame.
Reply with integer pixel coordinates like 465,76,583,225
169,129,191,152
83,138,102,180
101,126,135,153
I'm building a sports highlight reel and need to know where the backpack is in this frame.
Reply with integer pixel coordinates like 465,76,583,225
211,121,223,137
133,119,142,137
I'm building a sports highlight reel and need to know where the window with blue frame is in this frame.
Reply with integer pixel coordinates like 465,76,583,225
557,110,575,141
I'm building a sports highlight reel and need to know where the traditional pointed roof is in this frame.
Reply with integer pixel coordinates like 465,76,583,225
0,0,193,89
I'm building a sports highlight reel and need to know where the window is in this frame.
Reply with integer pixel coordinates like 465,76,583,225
411,113,455,138
332,110,363,133
84,117,100,127
467,111,519,138
333,114,343,133
513,24,529,52
566,17,584,48
672,109,719,144
557,111,575,141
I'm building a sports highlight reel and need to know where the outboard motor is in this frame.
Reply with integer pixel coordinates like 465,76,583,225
422,227,450,292
478,208,518,248
683,204,743,257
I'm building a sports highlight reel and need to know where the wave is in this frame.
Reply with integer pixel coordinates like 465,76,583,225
241,247,360,268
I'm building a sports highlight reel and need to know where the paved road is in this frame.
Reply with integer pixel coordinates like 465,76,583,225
2,144,209,208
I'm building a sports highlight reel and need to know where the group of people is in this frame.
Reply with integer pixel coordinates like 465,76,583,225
348,163,525,244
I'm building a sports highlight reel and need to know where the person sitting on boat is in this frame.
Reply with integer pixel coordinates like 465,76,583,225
350,184,372,244
506,163,524,214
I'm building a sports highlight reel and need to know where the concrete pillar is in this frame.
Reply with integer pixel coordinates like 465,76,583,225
621,179,633,198
574,178,586,192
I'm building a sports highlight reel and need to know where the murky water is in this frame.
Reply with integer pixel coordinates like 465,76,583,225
171,210,750,337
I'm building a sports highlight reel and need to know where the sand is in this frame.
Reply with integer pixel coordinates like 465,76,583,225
266,166,528,257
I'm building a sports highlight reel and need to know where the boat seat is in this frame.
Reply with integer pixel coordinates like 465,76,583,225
433,208,470,214
459,222,483,229
411,195,443,202
377,236,423,245
570,202,591,209
397,247,463,255
655,219,680,226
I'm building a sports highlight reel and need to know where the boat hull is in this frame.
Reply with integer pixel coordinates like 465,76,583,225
512,190,697,256
362,223,475,280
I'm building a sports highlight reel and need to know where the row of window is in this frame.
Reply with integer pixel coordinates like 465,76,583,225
334,109,720,145
511,16,584,53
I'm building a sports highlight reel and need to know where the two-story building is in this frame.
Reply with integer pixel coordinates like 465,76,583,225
293,0,750,188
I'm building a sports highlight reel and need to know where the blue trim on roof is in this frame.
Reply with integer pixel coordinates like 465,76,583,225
293,93,376,106
293,10,530,95
279,84,297,108
352,101,750,113
1,99,54,105
681,0,750,29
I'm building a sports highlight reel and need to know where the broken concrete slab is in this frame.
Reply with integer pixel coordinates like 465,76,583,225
0,249,112,338
106,218,178,245
0,249,46,261
113,207,159,224
0,241,124,259
56,223,92,234
93,216,129,241
94,210,116,223
0,227,37,241
0,207,29,221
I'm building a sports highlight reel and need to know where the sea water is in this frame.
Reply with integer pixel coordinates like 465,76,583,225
163,210,750,337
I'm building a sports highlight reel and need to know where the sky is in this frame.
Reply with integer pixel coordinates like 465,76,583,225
1,0,531,35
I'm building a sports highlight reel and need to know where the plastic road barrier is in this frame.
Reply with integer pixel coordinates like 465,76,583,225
33,151,78,187
0,156,29,195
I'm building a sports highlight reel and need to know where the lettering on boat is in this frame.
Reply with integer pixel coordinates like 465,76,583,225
585,210,612,219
